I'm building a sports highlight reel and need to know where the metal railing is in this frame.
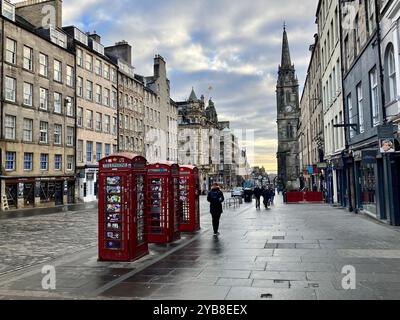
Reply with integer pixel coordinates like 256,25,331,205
224,197,242,210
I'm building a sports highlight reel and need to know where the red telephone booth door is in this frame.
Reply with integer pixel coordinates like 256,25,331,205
179,166,201,232
99,154,149,262
130,156,149,260
170,164,181,241
146,166,170,243
98,170,131,262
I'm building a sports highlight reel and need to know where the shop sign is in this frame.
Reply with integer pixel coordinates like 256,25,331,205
377,124,395,139
353,151,362,161
86,173,95,180
362,150,377,164
317,163,328,169
18,183,24,198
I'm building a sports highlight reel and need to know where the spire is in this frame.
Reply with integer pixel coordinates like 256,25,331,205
188,87,198,102
281,25,292,69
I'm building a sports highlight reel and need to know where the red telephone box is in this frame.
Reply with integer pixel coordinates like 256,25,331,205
179,165,201,232
146,161,181,243
98,153,148,262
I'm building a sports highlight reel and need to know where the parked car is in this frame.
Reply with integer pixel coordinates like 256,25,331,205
231,187,244,198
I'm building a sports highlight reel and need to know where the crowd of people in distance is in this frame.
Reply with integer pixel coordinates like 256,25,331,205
253,185,275,210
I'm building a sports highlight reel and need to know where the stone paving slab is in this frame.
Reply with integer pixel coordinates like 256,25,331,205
1,195,400,300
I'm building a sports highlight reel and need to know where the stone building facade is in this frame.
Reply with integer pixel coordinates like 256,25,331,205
63,26,118,203
298,34,324,192
105,41,145,156
276,27,300,191
0,0,76,209
219,121,240,189
141,55,178,163
177,89,221,189
316,0,346,205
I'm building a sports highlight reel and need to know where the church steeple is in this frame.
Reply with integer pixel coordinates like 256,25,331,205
280,25,293,70
188,87,198,102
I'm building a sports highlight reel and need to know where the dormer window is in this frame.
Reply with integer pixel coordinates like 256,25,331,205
1,0,15,21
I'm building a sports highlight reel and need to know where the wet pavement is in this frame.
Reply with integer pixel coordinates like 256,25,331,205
1,194,400,300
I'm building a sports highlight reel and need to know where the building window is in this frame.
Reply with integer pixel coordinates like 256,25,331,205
2,1,15,21
104,64,110,80
112,69,117,84
77,107,83,127
125,115,129,130
77,48,83,67
347,94,355,138
5,152,16,171
40,121,48,143
67,156,74,171
95,59,102,76
86,80,93,100
5,38,16,64
105,144,111,157
24,153,33,171
77,140,84,163
77,77,83,97
23,82,33,106
66,65,74,87
54,155,62,171
95,85,102,104
5,76,16,102
54,92,62,113
104,115,110,133
104,88,110,106
40,88,49,110
96,143,102,161
54,124,62,145
370,67,380,126
39,53,48,77
40,153,49,170
356,84,365,134
23,46,33,71
385,44,397,104
54,59,62,82
67,126,74,146
5,115,16,140
86,54,93,71
23,118,33,142
112,117,117,135
96,112,102,131
86,141,93,162
87,110,93,129
66,97,74,116
112,91,117,109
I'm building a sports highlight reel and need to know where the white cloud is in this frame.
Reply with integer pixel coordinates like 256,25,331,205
60,0,318,170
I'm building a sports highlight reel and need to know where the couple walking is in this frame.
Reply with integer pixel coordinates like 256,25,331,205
253,185,275,209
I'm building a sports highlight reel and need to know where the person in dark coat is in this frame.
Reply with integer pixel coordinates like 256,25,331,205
262,186,271,209
253,185,262,210
207,183,225,236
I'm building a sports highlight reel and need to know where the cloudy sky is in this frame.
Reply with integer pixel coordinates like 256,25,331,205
18,0,318,173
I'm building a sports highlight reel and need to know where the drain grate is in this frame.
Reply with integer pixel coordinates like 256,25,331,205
272,236,285,240
260,293,273,299
308,283,320,288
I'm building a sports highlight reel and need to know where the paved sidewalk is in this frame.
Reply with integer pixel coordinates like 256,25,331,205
1,196,400,300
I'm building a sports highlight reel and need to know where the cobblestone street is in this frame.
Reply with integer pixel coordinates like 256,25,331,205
1,195,400,300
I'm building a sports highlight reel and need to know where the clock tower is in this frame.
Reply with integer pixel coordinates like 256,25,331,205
276,26,300,191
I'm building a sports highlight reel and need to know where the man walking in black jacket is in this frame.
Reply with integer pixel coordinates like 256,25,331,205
207,183,225,237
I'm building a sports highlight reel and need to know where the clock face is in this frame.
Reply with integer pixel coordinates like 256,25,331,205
285,105,293,113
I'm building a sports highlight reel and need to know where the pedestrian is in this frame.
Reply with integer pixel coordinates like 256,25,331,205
253,185,262,209
262,186,270,209
269,187,275,205
207,182,225,237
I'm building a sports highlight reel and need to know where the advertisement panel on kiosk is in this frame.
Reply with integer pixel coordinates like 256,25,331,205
146,161,181,243
98,153,148,262
179,165,201,232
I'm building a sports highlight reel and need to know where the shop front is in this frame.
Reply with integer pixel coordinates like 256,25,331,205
2,176,75,210
77,167,99,203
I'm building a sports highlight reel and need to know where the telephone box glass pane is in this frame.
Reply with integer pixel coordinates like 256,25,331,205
136,174,145,244
104,176,123,250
